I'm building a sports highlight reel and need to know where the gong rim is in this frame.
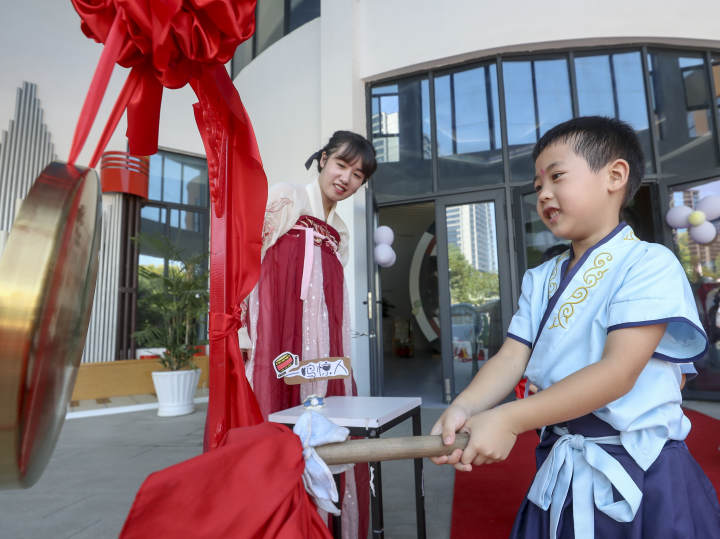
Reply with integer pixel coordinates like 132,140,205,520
0,161,101,489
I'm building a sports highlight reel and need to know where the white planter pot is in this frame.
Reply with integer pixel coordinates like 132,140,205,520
151,369,201,417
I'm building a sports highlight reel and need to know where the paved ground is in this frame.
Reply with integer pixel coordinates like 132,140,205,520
0,398,716,539
0,399,453,539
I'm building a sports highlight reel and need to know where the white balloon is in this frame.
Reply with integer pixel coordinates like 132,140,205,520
386,249,397,267
665,205,693,228
374,243,395,267
374,225,395,246
689,221,718,244
696,195,720,221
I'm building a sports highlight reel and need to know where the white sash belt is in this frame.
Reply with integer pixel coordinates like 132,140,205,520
527,427,642,539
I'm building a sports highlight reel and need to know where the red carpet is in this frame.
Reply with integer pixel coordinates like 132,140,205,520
450,408,720,539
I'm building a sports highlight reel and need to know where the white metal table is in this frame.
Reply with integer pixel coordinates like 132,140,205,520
269,395,426,539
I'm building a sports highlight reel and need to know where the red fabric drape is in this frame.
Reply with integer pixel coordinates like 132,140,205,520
192,65,266,448
120,422,332,539
68,0,266,449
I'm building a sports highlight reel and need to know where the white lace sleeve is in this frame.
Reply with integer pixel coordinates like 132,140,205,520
261,183,308,258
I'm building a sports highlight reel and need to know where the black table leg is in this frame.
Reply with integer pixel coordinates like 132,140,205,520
366,427,385,539
412,409,426,539
332,473,342,539
369,459,384,538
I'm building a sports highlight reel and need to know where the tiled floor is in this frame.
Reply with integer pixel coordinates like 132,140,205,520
1,384,710,539
0,401,453,539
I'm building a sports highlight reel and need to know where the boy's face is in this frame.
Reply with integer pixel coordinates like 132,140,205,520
533,142,616,242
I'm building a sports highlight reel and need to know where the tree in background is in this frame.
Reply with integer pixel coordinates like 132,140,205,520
447,244,499,305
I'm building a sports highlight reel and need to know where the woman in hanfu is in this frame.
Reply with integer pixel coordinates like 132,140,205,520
241,130,376,538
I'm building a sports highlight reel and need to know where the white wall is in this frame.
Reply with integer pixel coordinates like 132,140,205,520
356,0,720,80
235,19,322,186
321,0,372,396
0,1,204,167
235,8,373,395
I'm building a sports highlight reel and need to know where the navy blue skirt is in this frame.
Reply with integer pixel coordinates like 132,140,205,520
510,415,720,538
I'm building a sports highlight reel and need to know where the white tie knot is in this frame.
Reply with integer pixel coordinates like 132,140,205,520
569,434,585,450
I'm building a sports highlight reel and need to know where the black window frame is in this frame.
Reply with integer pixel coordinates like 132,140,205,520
230,0,321,78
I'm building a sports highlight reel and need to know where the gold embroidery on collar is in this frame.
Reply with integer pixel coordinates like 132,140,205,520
547,251,571,300
623,229,639,241
548,252,613,329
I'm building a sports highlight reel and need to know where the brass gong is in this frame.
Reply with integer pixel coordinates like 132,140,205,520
0,162,101,489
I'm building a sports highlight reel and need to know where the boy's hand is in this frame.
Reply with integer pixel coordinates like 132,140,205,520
455,407,517,472
429,403,470,466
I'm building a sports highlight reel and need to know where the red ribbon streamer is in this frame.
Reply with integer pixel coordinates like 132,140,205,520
69,0,267,451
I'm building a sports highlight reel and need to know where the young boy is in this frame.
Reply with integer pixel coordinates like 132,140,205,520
431,116,720,538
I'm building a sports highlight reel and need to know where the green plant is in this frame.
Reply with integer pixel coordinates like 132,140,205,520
447,244,499,304
133,234,209,371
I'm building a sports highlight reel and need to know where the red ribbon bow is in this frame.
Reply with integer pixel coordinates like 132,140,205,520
69,0,256,165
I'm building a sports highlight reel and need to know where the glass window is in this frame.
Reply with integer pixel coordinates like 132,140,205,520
139,205,166,243
148,153,162,200
136,203,209,348
230,1,319,76
169,208,209,257
713,54,720,114
162,156,182,204
575,51,654,173
434,63,503,190
371,78,433,202
183,163,208,207
142,150,209,266
137,199,209,346
503,58,573,183
256,0,284,56
147,153,208,207
648,51,718,180
289,0,320,32
136,150,210,351
231,37,254,79
669,178,720,399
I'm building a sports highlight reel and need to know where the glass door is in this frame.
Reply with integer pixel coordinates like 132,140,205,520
436,190,512,402
376,202,442,405
666,177,720,401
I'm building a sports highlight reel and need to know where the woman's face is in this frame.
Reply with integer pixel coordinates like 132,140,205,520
317,145,366,208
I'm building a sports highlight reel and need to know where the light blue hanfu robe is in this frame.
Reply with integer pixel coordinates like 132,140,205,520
507,222,713,538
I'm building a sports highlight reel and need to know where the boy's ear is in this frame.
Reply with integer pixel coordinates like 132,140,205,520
607,158,629,194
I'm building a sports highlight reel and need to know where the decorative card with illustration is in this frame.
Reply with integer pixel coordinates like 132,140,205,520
272,352,351,385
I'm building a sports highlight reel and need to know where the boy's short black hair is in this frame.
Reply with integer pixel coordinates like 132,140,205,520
532,116,644,208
